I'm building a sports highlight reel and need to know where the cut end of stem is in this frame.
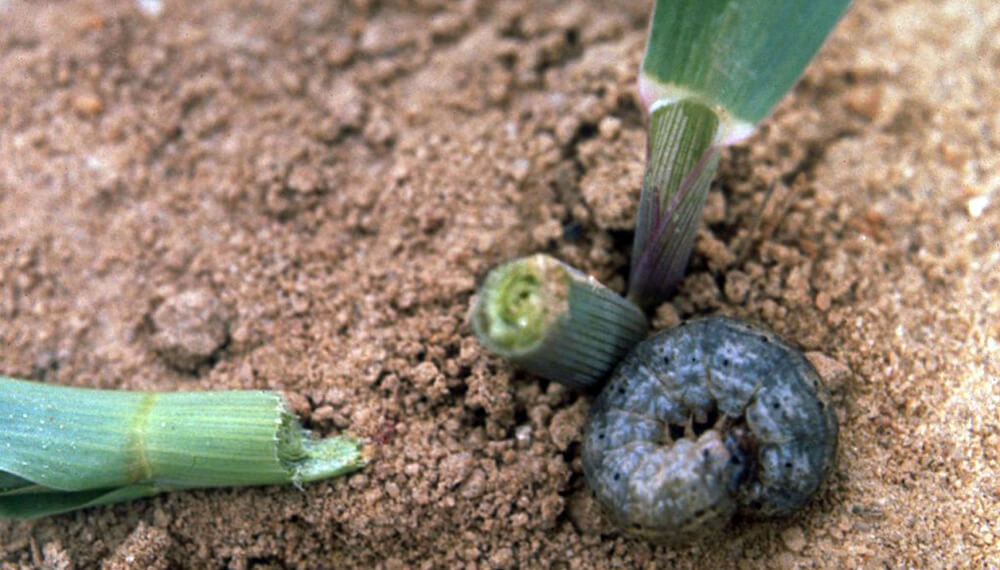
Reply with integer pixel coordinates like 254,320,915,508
473,254,648,391
472,254,569,356
277,401,368,484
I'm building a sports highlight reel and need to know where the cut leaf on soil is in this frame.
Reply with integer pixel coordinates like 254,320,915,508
0,376,368,519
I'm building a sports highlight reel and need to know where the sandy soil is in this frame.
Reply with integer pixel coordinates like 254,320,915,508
1,0,998,568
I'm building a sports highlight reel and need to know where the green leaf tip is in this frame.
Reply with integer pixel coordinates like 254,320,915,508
0,376,368,519
472,254,648,391
640,0,851,143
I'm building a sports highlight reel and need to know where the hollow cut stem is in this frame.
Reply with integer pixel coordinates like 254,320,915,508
472,254,648,391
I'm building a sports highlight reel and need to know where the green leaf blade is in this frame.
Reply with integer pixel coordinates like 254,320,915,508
1,378,148,490
0,485,163,520
641,0,851,141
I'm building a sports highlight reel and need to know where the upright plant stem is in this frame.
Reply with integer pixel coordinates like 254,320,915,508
627,0,851,312
627,99,720,311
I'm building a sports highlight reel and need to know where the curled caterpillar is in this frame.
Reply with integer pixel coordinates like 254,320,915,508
582,316,838,543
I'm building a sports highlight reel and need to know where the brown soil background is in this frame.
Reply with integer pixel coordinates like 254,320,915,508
1,0,998,568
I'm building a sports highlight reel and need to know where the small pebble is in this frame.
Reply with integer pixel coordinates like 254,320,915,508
725,270,751,304
815,291,832,311
151,289,231,372
598,116,621,140
805,351,852,393
72,94,104,116
781,525,807,553
651,302,681,329
42,541,72,570
515,425,533,449
102,522,172,570
284,392,311,419
312,405,336,423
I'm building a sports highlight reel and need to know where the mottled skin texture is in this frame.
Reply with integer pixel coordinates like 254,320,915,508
582,317,838,543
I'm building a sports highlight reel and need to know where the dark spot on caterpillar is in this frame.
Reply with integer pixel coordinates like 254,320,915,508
582,316,838,544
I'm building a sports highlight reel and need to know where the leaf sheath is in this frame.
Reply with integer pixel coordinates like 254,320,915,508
627,99,721,310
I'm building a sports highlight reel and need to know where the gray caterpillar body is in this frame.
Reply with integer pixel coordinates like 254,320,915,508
582,316,838,543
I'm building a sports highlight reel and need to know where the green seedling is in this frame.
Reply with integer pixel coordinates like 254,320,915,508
628,0,852,309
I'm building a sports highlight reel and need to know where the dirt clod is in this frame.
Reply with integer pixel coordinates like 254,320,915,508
101,523,172,570
150,289,230,372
